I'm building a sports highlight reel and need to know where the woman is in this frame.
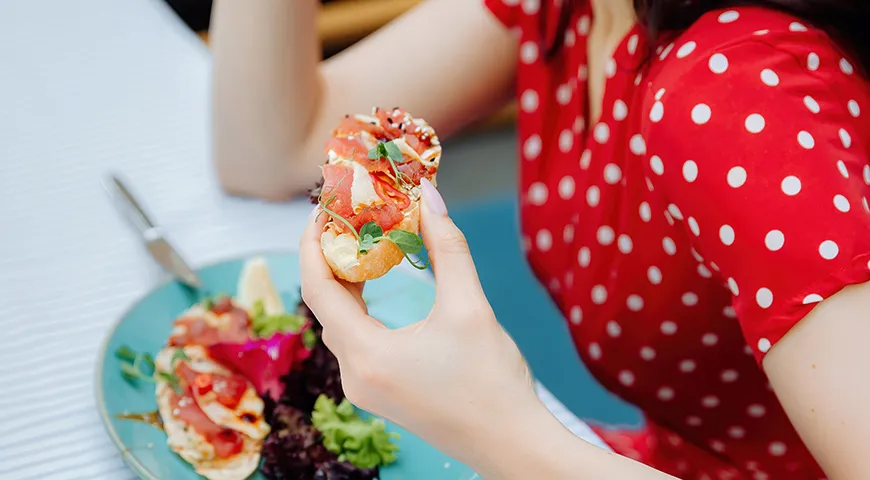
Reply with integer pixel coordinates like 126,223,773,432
212,0,870,478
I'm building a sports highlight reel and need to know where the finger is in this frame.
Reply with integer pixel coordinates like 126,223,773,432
338,279,367,314
299,209,381,350
419,179,485,302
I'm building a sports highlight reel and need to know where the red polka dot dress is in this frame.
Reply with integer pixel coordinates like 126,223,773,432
485,1,870,479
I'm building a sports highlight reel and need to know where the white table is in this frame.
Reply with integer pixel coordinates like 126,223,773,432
0,1,607,478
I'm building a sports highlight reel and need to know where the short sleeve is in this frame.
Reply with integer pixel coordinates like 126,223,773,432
484,0,522,30
642,38,870,362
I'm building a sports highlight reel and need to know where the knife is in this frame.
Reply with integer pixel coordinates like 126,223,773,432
104,173,204,289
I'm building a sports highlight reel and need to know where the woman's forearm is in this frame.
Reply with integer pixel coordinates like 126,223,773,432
211,0,322,199
471,401,676,480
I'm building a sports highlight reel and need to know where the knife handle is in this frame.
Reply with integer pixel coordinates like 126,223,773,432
105,174,157,235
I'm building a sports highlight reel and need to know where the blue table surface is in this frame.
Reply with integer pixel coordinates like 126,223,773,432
450,195,642,428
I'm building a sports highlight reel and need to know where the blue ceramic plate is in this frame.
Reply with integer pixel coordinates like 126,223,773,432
96,251,477,480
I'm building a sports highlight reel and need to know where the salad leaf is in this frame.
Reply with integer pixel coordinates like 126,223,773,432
358,222,384,239
387,230,424,255
250,299,313,346
311,394,399,470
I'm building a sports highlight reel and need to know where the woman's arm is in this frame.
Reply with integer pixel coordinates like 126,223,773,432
763,282,870,479
210,0,517,200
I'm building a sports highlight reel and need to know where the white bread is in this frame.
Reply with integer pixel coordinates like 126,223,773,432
322,203,420,283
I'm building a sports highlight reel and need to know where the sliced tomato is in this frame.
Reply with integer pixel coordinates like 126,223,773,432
169,388,244,458
320,163,354,219
210,374,249,409
192,373,213,396
372,175,411,211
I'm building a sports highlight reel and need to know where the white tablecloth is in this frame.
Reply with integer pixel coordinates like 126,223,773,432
0,1,606,478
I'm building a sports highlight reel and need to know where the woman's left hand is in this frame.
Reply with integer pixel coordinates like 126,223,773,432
299,180,547,472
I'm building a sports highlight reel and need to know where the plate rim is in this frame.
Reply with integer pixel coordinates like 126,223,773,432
94,248,435,480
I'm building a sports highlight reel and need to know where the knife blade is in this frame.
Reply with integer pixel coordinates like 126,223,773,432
104,174,203,289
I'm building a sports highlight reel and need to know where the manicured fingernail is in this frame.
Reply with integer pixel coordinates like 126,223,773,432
421,178,447,216
309,206,321,219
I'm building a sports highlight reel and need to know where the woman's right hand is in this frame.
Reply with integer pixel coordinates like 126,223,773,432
210,0,518,200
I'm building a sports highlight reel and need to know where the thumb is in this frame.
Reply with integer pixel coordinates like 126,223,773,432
419,179,485,302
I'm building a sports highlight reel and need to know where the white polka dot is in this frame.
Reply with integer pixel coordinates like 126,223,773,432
552,177,571,202
837,160,850,179
803,96,820,114
745,114,765,133
760,69,780,86
604,164,622,184
661,321,678,335
840,128,852,148
719,225,735,246
536,229,552,251
570,306,582,325
650,102,664,122
848,99,861,117
864,197,869,213
521,0,539,14
613,100,628,121
768,442,787,457
682,292,699,306
627,34,639,55
691,249,704,263
840,58,854,75
639,202,652,222
807,52,820,71
659,43,675,60
605,58,617,78
697,264,712,278
578,247,591,267
709,53,729,74
573,115,586,133
803,294,823,304
757,338,771,354
629,134,647,155
789,21,808,32
702,395,721,408
667,204,684,220
527,182,548,206
764,230,785,251
727,166,747,188
588,342,602,360
781,176,802,195
607,320,622,337
723,306,736,318
747,403,767,417
640,347,656,361
663,237,677,255
691,104,712,124
634,73,643,86
597,225,615,245
586,186,600,207
563,224,574,243
524,135,542,159
646,177,655,191
754,29,769,36
728,277,740,296
797,131,815,149
591,285,608,304
819,240,839,260
728,426,746,439
556,84,573,105
682,160,699,182
558,129,574,153
756,288,774,309
688,217,700,236
594,123,610,143
520,89,539,112
618,234,633,254
655,88,666,100
618,370,635,386
834,194,851,212
864,165,870,185
657,386,675,401
676,41,697,59
579,149,592,169
721,370,739,383
645,267,662,286
702,333,719,346
520,41,539,64
627,294,644,311
680,360,697,373
710,440,727,453
718,10,739,23
650,155,664,175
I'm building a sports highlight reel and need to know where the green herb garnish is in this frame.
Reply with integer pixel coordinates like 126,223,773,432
355,221,427,270
368,141,411,189
115,345,182,395
311,394,400,469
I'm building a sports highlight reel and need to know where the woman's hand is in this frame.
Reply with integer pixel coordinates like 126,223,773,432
299,179,542,467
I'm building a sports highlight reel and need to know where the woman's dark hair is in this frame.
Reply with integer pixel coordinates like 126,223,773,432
549,0,870,75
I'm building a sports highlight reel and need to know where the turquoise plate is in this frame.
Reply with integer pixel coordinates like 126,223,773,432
96,251,477,480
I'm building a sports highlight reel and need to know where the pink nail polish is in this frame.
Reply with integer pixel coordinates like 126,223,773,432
421,178,447,216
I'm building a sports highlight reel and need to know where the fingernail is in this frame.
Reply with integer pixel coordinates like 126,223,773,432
309,206,321,219
421,178,447,216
